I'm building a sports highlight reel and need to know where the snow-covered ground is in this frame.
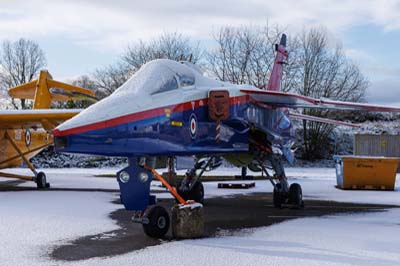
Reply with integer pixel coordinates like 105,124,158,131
77,210,400,266
0,167,399,266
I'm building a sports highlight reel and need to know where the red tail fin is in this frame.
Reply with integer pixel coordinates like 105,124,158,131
266,34,288,91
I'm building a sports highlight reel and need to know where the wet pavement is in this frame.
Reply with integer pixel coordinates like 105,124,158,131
49,192,396,261
0,179,396,261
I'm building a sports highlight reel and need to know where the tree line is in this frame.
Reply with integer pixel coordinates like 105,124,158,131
0,25,369,160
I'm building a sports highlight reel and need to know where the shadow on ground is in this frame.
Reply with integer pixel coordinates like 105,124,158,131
50,192,396,261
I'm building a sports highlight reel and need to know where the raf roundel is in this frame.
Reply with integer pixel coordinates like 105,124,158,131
189,114,197,139
25,129,31,147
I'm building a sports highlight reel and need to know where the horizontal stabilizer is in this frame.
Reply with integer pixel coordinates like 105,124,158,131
8,70,97,109
49,88,98,102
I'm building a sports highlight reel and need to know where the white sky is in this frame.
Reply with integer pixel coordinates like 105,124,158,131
0,0,399,104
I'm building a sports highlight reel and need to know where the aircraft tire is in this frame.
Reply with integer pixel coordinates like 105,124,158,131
36,172,47,189
241,167,247,179
177,181,204,205
273,183,283,208
176,180,188,203
188,181,204,205
289,183,303,209
143,205,170,238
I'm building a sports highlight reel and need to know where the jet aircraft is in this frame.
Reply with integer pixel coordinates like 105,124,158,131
0,70,95,188
54,34,400,238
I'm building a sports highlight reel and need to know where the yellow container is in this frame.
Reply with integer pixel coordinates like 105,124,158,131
334,156,399,190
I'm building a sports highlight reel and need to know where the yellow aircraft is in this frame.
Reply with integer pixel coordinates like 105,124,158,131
0,70,96,188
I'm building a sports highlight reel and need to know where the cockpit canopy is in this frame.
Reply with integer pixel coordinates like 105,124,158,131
114,59,196,96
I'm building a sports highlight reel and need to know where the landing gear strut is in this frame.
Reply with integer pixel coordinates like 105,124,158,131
177,180,204,204
262,154,304,209
117,157,204,239
177,156,220,205
1,131,50,189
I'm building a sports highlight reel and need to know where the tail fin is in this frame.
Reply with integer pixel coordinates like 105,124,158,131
8,70,97,109
266,34,289,91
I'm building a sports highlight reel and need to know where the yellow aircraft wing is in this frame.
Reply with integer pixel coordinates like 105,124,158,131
0,109,82,130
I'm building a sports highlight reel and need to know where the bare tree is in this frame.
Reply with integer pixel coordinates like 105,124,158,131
93,62,132,98
123,32,202,72
0,38,46,109
207,25,274,88
207,24,301,91
295,28,368,159
207,25,367,159
94,32,202,97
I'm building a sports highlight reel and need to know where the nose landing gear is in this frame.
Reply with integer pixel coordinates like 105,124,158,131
142,205,170,238
177,180,204,205
118,158,205,239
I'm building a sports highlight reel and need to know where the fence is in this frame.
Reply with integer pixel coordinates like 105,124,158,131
354,134,400,171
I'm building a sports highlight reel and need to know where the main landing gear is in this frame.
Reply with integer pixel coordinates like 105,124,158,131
262,154,304,209
0,131,50,189
35,171,50,189
117,157,206,239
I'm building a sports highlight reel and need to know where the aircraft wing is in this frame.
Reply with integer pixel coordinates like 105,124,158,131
0,109,82,130
241,89,400,112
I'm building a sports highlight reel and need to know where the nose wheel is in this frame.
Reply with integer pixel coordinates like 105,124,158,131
177,180,204,205
142,205,170,238
139,163,204,239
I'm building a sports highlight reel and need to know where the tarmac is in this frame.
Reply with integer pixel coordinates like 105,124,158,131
49,191,396,262
0,179,396,261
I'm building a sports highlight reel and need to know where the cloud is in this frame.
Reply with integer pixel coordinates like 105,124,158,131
1,0,400,51
0,0,399,104
345,49,373,63
345,47,400,79
366,78,400,104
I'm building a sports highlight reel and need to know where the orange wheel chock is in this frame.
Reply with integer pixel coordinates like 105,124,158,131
143,165,187,205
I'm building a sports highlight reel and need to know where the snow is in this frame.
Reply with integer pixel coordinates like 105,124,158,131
357,120,400,135
0,109,83,115
72,209,400,266
56,59,231,132
8,167,400,205
179,202,203,209
0,190,118,266
0,167,399,266
3,167,120,190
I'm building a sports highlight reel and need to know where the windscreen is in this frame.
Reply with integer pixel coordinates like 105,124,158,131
113,59,195,96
